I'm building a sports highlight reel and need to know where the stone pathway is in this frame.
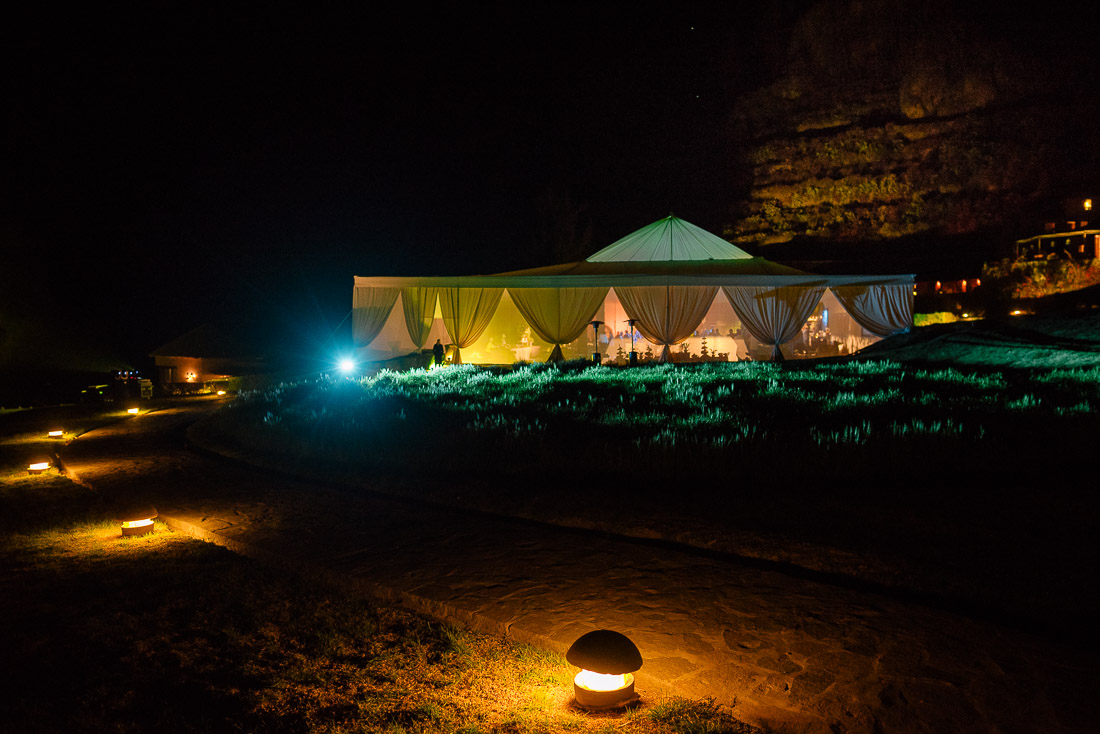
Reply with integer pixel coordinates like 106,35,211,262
60,404,1098,734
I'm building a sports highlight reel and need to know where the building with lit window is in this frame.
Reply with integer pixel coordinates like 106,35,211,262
1015,195,1100,260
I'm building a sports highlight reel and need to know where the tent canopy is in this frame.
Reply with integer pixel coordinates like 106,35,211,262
351,215,915,361
587,214,754,262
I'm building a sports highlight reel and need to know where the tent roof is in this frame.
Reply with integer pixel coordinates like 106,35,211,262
489,215,804,278
586,215,754,262
352,215,914,288
491,256,805,278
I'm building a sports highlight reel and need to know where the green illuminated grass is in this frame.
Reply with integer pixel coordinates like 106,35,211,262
216,358,1098,466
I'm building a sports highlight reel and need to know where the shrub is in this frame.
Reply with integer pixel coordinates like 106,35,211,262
913,312,959,327
980,256,1100,300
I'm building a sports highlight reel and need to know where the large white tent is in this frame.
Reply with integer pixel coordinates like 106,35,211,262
352,215,913,364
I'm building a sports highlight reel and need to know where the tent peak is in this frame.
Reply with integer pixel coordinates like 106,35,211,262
587,215,754,263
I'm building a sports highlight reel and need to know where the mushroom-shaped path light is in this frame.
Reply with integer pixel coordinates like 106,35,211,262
119,504,158,537
566,629,642,710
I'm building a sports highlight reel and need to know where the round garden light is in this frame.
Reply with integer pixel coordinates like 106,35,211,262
127,407,139,415
47,430,63,438
27,461,51,474
119,505,158,537
566,629,642,710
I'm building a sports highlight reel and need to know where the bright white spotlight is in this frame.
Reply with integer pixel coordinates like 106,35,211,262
339,358,356,375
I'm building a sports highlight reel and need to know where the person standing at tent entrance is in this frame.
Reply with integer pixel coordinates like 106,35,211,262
433,339,445,366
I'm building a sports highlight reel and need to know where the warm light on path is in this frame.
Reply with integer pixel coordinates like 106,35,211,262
56,403,1100,734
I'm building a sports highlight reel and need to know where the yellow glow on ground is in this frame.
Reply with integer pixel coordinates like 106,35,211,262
9,520,176,563
6,432,62,447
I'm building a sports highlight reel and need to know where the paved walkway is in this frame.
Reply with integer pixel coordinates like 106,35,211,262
60,403,1097,734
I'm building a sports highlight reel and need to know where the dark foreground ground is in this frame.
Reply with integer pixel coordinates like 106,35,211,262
3,313,1100,732
196,313,1100,652
39,400,1099,733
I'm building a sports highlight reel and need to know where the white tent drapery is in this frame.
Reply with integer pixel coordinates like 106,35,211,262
352,286,400,347
508,287,609,362
722,285,827,361
831,284,913,337
400,287,440,349
615,285,718,362
352,216,914,364
439,287,504,364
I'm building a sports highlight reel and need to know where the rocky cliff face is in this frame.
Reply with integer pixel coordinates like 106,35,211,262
723,0,1098,248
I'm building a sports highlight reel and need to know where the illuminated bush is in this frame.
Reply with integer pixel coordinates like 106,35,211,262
981,257,1100,300
913,312,959,327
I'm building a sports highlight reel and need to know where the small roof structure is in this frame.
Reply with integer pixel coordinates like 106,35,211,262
152,324,237,359
150,323,265,360
359,216,905,288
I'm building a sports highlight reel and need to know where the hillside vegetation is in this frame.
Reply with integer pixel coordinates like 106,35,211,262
723,0,1097,247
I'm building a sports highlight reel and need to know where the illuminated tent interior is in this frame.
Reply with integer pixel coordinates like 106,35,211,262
352,216,914,364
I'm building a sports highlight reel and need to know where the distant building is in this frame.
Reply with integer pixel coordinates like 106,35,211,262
150,323,266,388
1015,195,1100,260
912,276,980,297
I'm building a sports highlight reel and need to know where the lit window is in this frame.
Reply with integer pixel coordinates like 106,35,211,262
1085,199,1092,211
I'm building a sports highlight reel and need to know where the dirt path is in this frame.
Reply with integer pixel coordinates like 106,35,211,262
60,403,1098,734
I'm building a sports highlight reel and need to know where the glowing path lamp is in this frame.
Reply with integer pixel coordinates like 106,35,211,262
127,407,140,415
28,461,51,474
119,505,158,537
47,430,64,438
566,629,643,710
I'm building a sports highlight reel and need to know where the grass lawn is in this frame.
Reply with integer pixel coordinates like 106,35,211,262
198,314,1100,647
1,406,758,733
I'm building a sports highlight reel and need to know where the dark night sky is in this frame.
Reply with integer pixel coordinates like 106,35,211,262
6,1,1086,369
6,2,787,365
